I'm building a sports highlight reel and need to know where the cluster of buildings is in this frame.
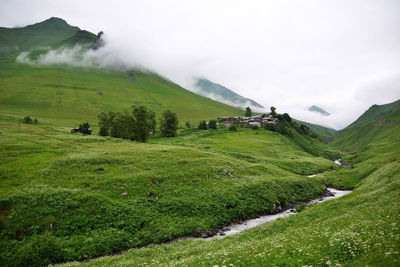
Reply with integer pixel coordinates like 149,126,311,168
219,113,279,128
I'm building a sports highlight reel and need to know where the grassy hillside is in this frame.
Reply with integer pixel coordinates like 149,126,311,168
0,17,80,59
337,99,400,136
0,60,244,127
0,117,339,266
333,106,400,152
60,105,400,267
295,119,337,143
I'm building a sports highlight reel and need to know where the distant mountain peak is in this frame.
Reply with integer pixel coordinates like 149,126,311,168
194,78,265,111
308,105,330,116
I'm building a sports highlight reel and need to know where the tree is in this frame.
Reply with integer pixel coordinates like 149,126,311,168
99,126,108,136
198,120,208,130
78,122,91,135
98,111,116,136
270,106,277,117
33,118,38,124
208,120,217,129
245,106,252,117
132,106,153,142
160,110,178,137
185,121,191,128
282,113,292,122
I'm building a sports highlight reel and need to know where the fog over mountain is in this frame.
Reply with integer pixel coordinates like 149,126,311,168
1,0,400,129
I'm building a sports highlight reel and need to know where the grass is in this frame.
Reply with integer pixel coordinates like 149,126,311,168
0,60,243,127
59,111,400,267
0,114,339,266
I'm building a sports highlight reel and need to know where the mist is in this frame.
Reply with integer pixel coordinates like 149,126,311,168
3,0,400,129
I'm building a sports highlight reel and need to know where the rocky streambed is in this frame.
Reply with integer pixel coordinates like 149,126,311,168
197,187,352,240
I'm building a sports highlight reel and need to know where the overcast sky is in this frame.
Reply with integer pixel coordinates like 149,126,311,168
1,0,400,129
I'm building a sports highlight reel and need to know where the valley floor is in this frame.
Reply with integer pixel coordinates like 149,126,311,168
0,110,399,266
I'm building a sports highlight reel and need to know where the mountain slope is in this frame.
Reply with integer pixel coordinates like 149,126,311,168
0,18,243,125
295,119,336,143
0,17,80,58
337,99,400,136
332,108,400,152
194,78,264,110
0,62,243,126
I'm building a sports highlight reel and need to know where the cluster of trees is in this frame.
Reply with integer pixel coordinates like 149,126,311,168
22,116,38,124
98,106,178,142
198,119,217,130
265,107,317,138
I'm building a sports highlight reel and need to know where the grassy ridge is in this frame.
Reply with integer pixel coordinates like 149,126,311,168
0,17,80,59
0,117,337,266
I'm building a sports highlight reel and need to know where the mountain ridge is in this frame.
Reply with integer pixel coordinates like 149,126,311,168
194,78,265,111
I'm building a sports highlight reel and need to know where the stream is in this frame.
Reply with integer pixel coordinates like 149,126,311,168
171,159,352,242
202,188,352,240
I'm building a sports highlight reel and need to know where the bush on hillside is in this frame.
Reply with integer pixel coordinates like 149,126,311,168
229,125,237,131
198,120,208,130
185,121,191,128
208,120,217,129
22,116,38,124
78,122,91,135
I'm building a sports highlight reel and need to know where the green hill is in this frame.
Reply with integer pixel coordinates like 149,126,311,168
337,99,400,136
0,18,244,126
0,17,80,59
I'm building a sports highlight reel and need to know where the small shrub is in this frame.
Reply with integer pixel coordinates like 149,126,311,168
185,121,191,128
229,125,237,131
251,125,259,130
78,122,92,135
22,116,32,124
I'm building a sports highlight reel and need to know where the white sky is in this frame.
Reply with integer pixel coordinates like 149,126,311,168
1,0,400,129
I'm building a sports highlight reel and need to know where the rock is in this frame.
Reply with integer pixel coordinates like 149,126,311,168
339,184,344,190
325,190,334,197
290,209,296,212
121,192,128,196
120,187,126,190
201,233,208,238
194,227,202,236
219,231,226,236
205,231,213,237
10,153,17,157
222,227,231,232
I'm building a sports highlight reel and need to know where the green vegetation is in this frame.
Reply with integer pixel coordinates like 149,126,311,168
160,110,178,137
61,102,400,267
1,17,399,267
0,116,337,266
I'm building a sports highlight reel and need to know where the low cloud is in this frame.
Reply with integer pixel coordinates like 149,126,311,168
7,0,400,130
